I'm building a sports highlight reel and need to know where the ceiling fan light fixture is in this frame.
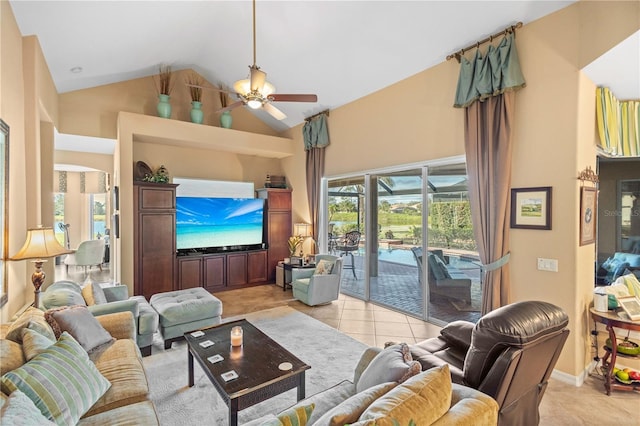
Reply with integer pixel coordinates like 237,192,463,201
233,78,276,98
247,98,263,109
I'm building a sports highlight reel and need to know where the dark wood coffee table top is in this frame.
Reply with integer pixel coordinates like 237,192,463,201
185,319,310,399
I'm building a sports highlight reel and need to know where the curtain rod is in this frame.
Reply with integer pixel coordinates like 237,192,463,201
305,109,330,122
446,22,523,63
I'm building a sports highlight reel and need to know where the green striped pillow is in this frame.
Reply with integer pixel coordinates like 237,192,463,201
21,328,55,361
0,332,111,425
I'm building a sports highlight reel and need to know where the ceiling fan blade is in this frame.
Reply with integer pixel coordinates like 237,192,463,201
216,100,245,114
249,66,266,92
268,94,318,103
263,103,287,120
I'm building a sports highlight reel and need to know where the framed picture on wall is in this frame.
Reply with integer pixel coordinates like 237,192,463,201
579,186,597,246
510,187,552,230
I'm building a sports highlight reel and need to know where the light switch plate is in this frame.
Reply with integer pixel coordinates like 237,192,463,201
537,258,558,272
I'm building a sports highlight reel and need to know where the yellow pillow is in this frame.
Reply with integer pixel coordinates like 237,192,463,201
357,364,452,426
81,282,107,306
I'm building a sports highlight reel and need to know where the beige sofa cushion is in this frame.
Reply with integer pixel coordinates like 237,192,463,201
0,339,25,375
357,364,452,426
84,339,149,418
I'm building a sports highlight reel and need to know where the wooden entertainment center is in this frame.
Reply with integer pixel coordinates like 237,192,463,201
133,183,291,297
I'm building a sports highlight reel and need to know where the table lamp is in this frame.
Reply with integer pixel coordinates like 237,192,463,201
294,223,314,258
10,226,73,307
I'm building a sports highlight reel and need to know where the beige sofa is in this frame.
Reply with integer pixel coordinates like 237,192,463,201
245,345,498,426
0,311,158,425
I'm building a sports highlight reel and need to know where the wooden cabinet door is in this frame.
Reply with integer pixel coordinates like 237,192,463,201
178,257,202,289
204,255,226,291
227,253,248,287
139,212,175,298
247,250,268,283
266,210,291,281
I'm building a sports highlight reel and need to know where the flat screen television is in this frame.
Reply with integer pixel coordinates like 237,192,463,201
176,197,265,252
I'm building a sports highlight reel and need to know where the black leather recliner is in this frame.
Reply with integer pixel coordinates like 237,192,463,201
410,301,569,426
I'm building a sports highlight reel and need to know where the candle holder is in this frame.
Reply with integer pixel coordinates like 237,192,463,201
230,326,243,347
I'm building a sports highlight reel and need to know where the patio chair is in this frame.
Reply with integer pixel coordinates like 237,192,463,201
411,247,472,304
336,230,361,279
64,239,105,277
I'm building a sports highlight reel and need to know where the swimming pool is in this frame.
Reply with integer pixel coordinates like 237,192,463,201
356,247,481,268
357,247,417,266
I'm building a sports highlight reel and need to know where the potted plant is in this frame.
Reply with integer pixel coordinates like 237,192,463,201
154,65,174,118
287,235,304,257
219,83,233,129
186,71,204,124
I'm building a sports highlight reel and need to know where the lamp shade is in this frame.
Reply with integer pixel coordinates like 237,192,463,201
294,223,312,238
10,227,73,260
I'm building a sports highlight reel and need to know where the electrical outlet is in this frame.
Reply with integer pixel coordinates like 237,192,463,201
537,258,558,272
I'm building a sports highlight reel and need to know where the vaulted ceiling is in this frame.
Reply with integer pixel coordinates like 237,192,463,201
9,1,637,153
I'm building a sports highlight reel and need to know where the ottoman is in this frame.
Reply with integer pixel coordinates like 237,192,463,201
150,287,223,349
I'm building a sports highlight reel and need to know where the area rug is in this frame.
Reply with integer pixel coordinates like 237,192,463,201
143,306,368,425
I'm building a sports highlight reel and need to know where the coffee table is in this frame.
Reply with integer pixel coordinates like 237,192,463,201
185,319,311,426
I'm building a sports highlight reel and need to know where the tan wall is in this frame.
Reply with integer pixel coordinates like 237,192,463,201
0,1,28,322
54,151,114,176
59,69,280,140
1,4,65,321
132,143,282,188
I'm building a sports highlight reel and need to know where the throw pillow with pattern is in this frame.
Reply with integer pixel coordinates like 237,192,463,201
1,332,111,425
315,259,335,275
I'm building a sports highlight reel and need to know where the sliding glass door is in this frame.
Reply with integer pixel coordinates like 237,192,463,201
369,170,424,316
425,164,481,323
324,159,481,324
328,176,366,298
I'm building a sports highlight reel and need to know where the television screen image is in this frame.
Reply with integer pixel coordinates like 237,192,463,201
176,197,264,250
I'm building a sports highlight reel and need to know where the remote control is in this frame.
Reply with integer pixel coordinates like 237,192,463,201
199,340,214,348
190,330,205,338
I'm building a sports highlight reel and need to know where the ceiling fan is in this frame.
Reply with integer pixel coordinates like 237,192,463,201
191,0,317,120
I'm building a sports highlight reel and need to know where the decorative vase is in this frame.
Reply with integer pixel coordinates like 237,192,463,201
157,94,172,118
220,111,232,129
190,101,204,124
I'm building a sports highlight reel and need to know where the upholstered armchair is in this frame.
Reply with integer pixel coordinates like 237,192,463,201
409,300,569,426
292,254,343,306
64,239,106,276
40,280,159,356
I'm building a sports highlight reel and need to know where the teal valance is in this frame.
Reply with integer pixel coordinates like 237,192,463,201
303,114,329,151
454,33,526,108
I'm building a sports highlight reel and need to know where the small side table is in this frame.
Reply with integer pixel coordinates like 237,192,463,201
590,307,640,395
281,263,315,291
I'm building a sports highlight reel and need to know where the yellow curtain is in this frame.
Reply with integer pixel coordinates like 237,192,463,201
596,87,640,157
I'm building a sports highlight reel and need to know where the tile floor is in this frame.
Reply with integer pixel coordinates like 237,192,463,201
293,293,443,347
